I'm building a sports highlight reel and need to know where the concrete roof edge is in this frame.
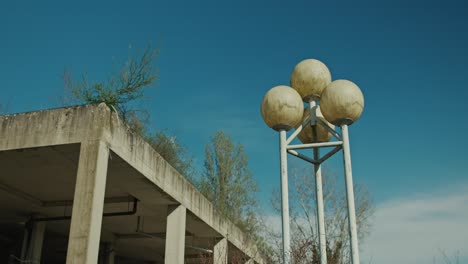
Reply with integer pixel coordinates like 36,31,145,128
101,106,267,262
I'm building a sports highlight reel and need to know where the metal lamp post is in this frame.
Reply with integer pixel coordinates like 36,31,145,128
260,59,365,264
261,85,304,264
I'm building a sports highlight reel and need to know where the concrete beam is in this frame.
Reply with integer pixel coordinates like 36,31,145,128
66,140,109,264
42,196,134,207
0,181,43,207
213,238,228,264
164,205,186,264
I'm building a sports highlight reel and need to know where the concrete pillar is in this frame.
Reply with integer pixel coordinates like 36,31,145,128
20,228,29,260
164,205,186,264
213,238,228,264
66,140,109,264
104,243,115,264
26,221,46,263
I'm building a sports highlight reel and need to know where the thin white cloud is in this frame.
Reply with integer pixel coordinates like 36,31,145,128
262,183,468,263
362,183,468,264
262,214,282,235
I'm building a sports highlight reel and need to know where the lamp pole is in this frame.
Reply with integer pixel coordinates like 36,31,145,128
279,129,291,264
341,124,360,263
310,100,327,264
261,59,365,264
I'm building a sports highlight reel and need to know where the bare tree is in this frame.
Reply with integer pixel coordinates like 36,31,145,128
268,168,374,264
434,249,462,264
197,131,274,258
198,131,258,232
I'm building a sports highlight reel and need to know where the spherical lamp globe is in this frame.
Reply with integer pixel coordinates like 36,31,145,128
261,85,304,131
290,59,332,102
320,80,364,126
297,107,335,143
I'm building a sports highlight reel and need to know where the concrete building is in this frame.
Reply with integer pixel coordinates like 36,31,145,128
0,104,267,264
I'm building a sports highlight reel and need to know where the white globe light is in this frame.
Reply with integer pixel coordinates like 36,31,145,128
261,85,304,131
290,59,332,102
320,80,364,126
297,106,335,143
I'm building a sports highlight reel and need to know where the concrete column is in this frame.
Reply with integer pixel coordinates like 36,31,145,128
104,243,115,264
213,238,228,264
26,221,46,263
164,205,186,264
20,228,29,260
66,140,109,264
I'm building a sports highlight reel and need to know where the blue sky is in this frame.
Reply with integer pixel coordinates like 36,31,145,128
1,0,468,261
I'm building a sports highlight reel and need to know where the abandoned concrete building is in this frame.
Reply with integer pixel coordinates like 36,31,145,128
0,104,266,264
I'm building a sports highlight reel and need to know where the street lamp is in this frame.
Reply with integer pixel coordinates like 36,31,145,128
260,59,364,264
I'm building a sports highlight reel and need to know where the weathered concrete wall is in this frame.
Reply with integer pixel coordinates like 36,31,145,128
0,104,109,151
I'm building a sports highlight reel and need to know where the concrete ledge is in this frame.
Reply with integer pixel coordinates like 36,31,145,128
0,104,109,151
